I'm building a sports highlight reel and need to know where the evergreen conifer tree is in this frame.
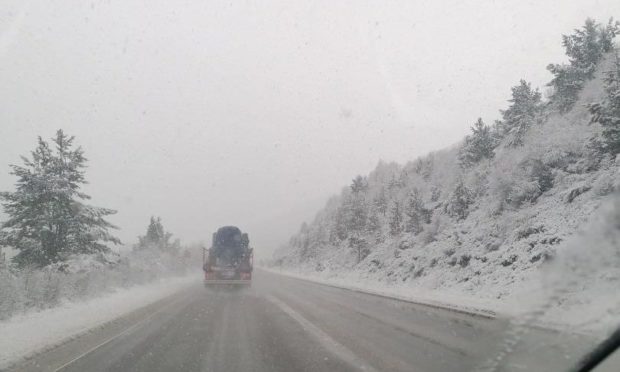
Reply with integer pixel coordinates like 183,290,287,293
0,130,119,267
389,201,403,236
588,52,620,155
547,18,619,112
374,187,388,216
404,197,422,235
367,207,381,236
500,80,542,146
447,180,472,221
459,118,496,167
350,175,368,194
135,216,179,254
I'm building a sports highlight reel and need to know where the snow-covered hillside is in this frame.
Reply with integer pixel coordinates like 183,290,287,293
272,48,620,306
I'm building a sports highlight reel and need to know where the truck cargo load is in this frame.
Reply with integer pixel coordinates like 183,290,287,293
203,226,253,286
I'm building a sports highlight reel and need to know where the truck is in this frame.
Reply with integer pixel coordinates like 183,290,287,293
203,226,253,286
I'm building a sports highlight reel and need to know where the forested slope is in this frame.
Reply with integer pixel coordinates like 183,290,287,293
273,20,620,301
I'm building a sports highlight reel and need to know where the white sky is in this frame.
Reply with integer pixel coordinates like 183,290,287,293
1,1,619,258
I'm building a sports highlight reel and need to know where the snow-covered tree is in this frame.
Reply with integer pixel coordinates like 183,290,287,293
588,52,620,155
135,216,180,255
413,156,434,180
564,18,618,77
491,120,505,144
525,159,554,195
547,18,619,112
446,180,472,221
366,207,381,236
404,198,422,235
430,186,441,202
331,206,349,242
389,201,403,236
349,235,369,263
339,193,369,262
374,187,388,216
499,80,542,147
347,195,367,234
350,175,368,194
408,189,431,223
295,223,313,259
0,130,120,268
388,174,404,191
146,216,166,245
458,118,496,167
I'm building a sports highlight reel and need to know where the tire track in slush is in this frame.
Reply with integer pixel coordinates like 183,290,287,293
266,295,379,372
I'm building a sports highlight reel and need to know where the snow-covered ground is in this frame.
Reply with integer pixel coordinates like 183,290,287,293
0,247,195,321
271,51,620,336
0,274,198,369
265,192,620,334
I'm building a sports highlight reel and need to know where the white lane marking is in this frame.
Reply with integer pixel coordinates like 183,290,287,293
53,295,186,372
267,295,378,372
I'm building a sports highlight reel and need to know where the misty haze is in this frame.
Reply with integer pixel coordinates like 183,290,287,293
1,1,620,372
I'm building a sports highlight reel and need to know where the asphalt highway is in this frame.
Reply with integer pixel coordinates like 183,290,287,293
9,269,600,372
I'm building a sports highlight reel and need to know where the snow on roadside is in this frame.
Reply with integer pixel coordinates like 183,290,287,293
260,267,501,318
0,274,198,369
265,191,620,334
506,192,620,333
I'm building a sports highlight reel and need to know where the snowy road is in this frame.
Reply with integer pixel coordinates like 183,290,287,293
9,270,596,372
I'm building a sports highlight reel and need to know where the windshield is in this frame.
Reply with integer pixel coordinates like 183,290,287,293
0,1,619,372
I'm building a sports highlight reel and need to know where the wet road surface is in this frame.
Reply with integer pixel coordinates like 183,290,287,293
9,269,596,372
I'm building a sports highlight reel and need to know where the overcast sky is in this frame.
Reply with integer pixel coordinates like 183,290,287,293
1,1,619,258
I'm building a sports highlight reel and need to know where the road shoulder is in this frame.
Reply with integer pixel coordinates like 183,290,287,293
1,276,198,371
